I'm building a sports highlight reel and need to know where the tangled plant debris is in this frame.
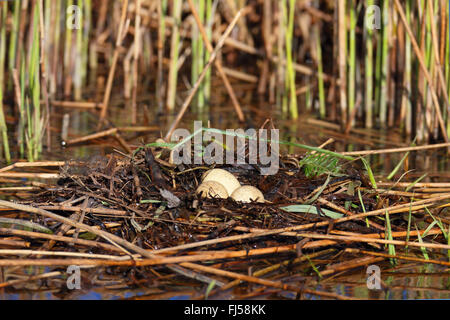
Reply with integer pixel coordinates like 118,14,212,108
0,140,449,300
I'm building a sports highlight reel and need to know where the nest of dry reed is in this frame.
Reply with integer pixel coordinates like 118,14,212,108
0,145,449,300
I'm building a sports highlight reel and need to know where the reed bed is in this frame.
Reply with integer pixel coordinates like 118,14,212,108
0,1,447,162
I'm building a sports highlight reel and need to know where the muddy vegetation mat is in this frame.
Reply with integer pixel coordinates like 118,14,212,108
0,145,449,300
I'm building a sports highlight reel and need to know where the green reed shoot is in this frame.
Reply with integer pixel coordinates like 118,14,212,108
191,2,199,105
415,224,430,260
22,2,43,162
314,25,325,118
8,0,20,90
203,0,213,104
284,0,298,119
0,0,10,163
277,1,287,115
348,0,356,127
385,210,397,265
364,0,374,129
402,0,413,135
166,0,182,111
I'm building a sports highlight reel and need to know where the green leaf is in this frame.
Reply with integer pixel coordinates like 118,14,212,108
0,217,53,234
281,204,343,219
140,199,162,204
204,280,216,299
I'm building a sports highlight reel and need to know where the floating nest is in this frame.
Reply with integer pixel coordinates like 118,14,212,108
0,145,449,300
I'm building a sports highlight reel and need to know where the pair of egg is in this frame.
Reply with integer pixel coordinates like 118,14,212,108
196,169,264,203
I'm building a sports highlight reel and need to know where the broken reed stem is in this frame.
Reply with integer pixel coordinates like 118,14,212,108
164,9,243,140
340,142,450,155
346,248,450,267
0,160,65,173
0,228,124,253
131,0,141,124
63,127,118,146
98,0,129,129
186,0,244,122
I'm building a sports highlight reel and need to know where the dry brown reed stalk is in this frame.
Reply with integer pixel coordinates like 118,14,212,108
186,0,245,122
98,0,129,129
131,0,142,124
331,228,445,240
0,228,123,253
341,142,450,156
36,205,127,216
376,182,450,188
346,248,450,267
0,239,29,248
221,67,258,83
164,9,243,140
0,249,133,260
0,187,41,192
51,101,103,109
0,172,59,179
63,128,119,146
0,161,65,173
320,256,385,276
394,0,449,144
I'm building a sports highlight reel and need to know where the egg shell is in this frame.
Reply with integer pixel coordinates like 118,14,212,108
196,181,229,199
231,186,265,203
202,169,241,196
